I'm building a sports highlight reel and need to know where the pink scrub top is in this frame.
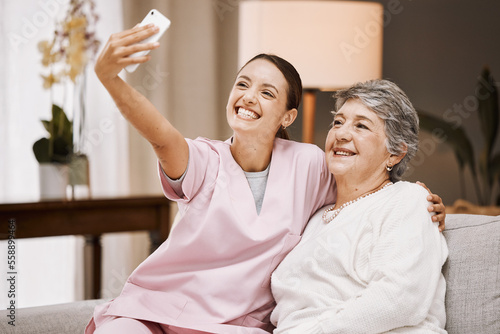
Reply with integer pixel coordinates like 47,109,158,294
87,137,336,333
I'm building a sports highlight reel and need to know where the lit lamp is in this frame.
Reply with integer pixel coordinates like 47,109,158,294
238,1,383,143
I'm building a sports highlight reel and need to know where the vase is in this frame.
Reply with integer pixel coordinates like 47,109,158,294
39,163,69,200
69,153,91,199
73,66,87,154
69,67,91,199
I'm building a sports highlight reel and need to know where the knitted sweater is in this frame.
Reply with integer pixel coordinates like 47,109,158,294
270,182,448,334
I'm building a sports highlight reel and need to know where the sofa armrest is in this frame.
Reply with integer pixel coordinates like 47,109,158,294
0,299,106,334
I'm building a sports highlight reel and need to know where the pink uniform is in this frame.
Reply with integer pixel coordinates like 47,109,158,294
86,137,336,333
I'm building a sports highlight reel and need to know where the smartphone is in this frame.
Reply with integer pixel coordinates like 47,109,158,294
125,9,171,73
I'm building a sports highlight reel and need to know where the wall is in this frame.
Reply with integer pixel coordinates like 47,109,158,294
92,0,499,304
124,0,239,196
310,0,500,205
123,0,500,205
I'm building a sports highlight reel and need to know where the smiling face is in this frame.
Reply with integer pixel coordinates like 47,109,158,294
226,58,296,143
325,98,399,184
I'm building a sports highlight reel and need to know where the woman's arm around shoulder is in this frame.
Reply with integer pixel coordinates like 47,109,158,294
416,181,446,231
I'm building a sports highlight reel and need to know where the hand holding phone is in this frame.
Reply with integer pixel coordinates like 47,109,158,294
125,9,171,73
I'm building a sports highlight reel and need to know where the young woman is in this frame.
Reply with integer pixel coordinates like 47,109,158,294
87,25,445,334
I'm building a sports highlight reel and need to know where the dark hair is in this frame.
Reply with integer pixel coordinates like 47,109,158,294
240,54,302,139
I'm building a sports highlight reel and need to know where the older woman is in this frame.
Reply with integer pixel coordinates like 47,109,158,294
271,80,448,334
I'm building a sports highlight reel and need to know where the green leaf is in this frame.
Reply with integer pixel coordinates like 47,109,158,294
477,67,499,157
476,68,500,203
35,104,73,163
490,153,500,205
53,136,70,155
51,104,65,138
41,120,51,133
417,109,476,175
33,138,51,163
51,104,73,153
490,152,500,183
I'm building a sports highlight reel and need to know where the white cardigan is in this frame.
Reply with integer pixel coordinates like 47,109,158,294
271,182,448,334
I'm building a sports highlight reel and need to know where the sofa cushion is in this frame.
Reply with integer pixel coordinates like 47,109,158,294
0,299,105,334
442,214,500,334
0,214,498,334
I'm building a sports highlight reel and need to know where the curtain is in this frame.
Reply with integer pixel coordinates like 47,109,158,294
0,0,131,307
0,0,239,308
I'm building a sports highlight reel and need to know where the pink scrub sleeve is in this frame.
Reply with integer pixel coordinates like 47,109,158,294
159,137,219,203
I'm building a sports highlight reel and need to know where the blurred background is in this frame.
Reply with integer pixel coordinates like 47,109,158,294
1,0,499,308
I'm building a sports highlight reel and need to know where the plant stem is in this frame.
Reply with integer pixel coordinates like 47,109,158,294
459,167,466,200
472,170,485,205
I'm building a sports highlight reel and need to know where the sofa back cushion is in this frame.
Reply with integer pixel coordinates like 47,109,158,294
442,214,500,334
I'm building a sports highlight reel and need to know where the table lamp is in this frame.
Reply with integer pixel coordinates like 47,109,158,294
239,0,383,143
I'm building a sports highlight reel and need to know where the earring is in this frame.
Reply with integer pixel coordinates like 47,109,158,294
282,125,287,130
386,164,393,172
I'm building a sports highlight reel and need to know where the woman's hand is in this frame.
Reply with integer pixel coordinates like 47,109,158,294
94,24,160,83
416,181,446,232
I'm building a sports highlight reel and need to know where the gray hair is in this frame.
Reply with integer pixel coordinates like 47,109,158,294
332,79,419,182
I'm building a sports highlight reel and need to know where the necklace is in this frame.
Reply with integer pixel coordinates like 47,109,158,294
322,182,393,223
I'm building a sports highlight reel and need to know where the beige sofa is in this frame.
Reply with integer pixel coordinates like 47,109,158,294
1,213,499,333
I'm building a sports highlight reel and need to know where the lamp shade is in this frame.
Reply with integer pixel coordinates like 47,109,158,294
238,1,384,90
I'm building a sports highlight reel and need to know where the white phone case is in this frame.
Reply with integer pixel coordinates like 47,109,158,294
125,9,171,73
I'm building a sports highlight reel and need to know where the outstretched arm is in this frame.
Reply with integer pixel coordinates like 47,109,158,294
95,24,188,179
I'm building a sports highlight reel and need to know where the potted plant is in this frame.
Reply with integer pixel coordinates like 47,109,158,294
33,104,73,164
418,67,500,214
33,104,73,199
35,0,99,199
